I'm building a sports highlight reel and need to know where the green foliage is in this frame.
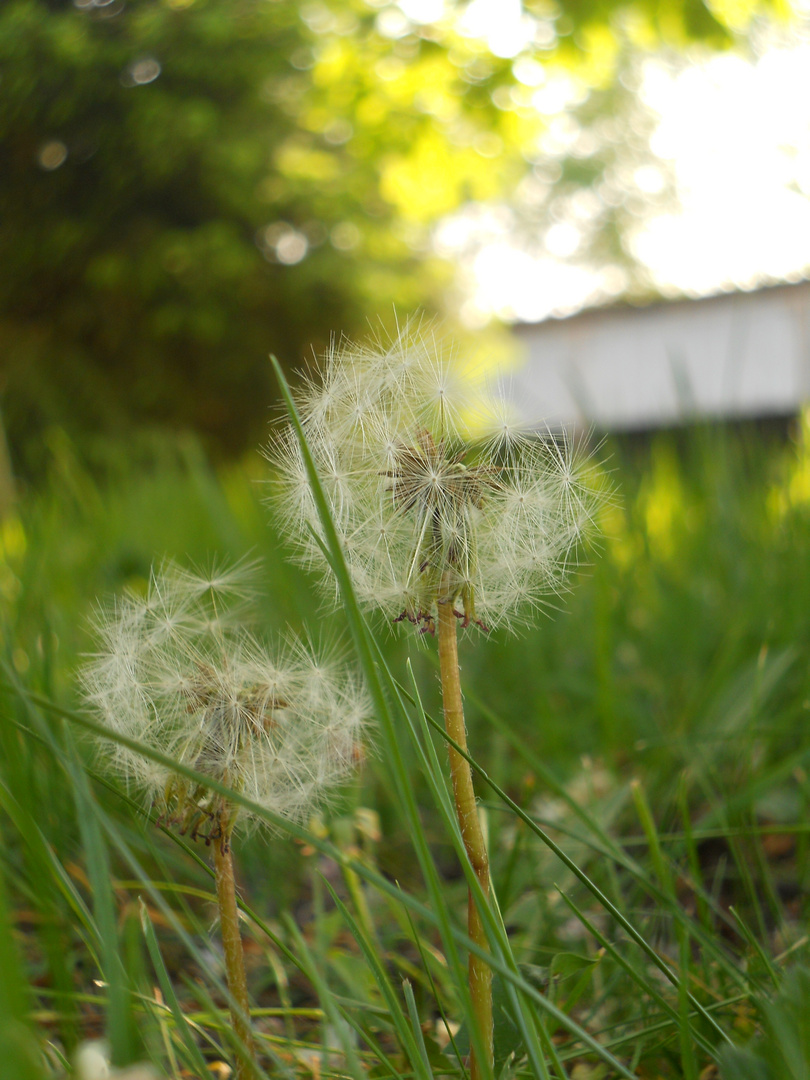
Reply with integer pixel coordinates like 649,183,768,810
0,844,43,1080
2,412,810,1076
1,0,796,475
720,967,810,1079
0,0,511,471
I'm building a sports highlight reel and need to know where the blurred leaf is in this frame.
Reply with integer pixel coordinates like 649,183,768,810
1,0,798,473
549,951,598,981
0,842,43,1080
719,967,810,1079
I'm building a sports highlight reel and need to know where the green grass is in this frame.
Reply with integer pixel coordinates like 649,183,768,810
2,410,810,1078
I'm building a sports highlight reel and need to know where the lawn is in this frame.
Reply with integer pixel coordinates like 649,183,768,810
2,410,809,1079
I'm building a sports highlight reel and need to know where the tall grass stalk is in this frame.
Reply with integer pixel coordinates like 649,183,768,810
3,411,810,1076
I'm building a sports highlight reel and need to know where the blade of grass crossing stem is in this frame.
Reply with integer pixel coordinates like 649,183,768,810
471,686,724,930
19,684,468,929
16,640,634,1068
282,360,591,1077
62,725,137,1067
53,696,636,1075
404,659,552,1074
96,810,273,1079
404,658,456,815
323,880,434,1080
406,673,678,1071
270,355,493,1078
177,974,294,1080
485,890,554,1080
21,677,638,1074
418,702,734,1048
7,678,261,1066
402,647,553,1077
66,720,309,993
401,655,553,1070
46,738,251,1063
339,651,495,1072
424,696,717,1047
125,798,306,980
140,901,212,1079
403,642,582,1076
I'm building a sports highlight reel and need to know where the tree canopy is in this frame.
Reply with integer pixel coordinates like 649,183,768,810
0,0,794,472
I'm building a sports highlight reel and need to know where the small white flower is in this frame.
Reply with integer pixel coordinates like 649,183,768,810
267,320,608,633
81,561,370,845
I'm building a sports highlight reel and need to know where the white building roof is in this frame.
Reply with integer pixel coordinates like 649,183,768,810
508,280,810,431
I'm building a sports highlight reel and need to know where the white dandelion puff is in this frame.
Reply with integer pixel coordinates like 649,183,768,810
266,319,609,634
80,560,371,845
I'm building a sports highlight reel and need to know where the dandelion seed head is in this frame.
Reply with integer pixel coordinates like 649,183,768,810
80,561,371,841
266,319,609,633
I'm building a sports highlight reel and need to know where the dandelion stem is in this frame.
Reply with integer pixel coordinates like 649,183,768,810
213,827,257,1080
437,593,493,1080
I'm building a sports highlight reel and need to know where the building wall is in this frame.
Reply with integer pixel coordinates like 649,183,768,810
509,281,810,431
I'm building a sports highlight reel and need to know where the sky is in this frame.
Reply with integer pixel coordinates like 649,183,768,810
633,41,810,298
407,0,810,325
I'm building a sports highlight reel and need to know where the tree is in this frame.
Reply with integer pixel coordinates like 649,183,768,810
0,0,793,471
